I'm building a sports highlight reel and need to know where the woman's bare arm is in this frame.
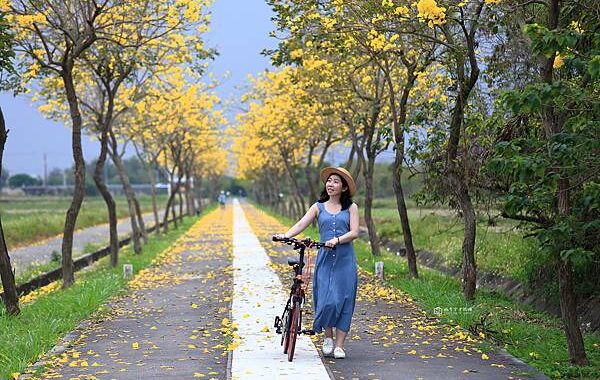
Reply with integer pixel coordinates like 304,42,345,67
282,203,318,238
338,203,359,244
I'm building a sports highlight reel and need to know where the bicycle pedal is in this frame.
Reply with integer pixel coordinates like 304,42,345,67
301,329,316,335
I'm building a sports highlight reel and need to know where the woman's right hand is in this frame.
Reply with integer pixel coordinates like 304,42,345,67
324,237,338,249
273,233,286,240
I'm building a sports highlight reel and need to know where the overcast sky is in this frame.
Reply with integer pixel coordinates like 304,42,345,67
0,0,277,177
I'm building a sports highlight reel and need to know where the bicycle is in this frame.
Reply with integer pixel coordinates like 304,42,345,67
272,236,332,362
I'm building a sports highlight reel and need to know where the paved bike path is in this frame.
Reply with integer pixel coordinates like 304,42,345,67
24,207,233,380
231,200,330,379
11,211,165,276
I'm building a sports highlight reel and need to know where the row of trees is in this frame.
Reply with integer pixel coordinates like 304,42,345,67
234,0,598,365
0,156,172,189
0,0,226,316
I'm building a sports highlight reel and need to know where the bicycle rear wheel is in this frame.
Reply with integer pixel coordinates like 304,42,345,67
287,300,301,362
282,306,291,353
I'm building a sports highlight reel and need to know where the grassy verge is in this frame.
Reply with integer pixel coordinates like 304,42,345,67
261,204,600,380
12,243,108,286
0,195,168,248
0,210,204,380
373,206,544,284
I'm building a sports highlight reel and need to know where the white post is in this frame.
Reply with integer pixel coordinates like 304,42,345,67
123,264,133,279
375,261,384,281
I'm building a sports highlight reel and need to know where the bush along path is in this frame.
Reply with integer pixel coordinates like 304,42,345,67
18,206,234,380
240,202,550,380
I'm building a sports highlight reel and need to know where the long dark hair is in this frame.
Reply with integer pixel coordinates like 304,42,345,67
318,174,353,210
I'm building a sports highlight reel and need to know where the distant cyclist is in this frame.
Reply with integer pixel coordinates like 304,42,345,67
218,190,227,209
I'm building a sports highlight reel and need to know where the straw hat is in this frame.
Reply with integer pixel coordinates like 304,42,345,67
320,167,356,196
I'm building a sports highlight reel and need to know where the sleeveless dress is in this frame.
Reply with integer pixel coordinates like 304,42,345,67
312,202,358,333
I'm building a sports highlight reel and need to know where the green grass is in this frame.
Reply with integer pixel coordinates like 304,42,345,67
0,195,168,248
353,242,600,380
261,203,600,380
0,210,203,380
373,205,543,283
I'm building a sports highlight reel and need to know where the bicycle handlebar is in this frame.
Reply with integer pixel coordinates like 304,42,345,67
272,236,334,250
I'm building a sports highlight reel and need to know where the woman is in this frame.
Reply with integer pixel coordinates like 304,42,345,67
275,167,359,359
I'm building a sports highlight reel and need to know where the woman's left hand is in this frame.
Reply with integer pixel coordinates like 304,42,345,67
324,238,337,248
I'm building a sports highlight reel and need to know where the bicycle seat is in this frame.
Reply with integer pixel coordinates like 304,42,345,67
287,258,299,266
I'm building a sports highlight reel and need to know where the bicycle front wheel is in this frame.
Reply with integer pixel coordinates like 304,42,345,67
282,307,291,353
286,300,301,362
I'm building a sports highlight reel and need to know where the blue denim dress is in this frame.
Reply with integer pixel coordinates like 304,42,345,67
312,202,358,333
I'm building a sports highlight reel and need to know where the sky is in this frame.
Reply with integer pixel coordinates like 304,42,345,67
0,0,278,177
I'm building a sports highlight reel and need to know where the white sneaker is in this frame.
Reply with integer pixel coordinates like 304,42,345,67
322,337,334,356
333,347,346,359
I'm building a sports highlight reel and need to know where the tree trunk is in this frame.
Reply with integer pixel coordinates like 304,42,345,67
557,248,588,364
61,68,86,288
392,165,418,277
149,162,160,234
363,155,381,257
443,21,481,300
163,172,183,231
93,128,118,267
0,219,19,315
134,196,148,244
195,176,203,213
110,137,142,254
537,0,588,364
134,144,161,235
171,194,179,228
345,143,356,170
178,190,184,222
0,107,20,315
383,62,419,278
304,145,318,203
281,150,306,216
185,171,195,216
450,172,477,300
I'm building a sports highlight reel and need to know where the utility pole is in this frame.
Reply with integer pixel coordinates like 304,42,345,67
43,153,47,193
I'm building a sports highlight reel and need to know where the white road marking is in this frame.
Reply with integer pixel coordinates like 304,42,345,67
231,200,331,379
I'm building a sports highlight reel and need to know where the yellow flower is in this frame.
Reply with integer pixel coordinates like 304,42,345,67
570,20,584,33
0,0,10,12
290,49,303,59
416,0,446,28
553,53,564,69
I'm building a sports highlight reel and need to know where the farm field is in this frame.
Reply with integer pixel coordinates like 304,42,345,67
370,197,542,283
0,195,168,249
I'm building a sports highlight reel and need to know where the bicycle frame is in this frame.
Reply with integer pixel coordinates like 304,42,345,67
272,236,330,362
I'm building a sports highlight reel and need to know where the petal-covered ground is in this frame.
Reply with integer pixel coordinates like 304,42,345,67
27,206,234,380
241,203,549,380
20,201,549,380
